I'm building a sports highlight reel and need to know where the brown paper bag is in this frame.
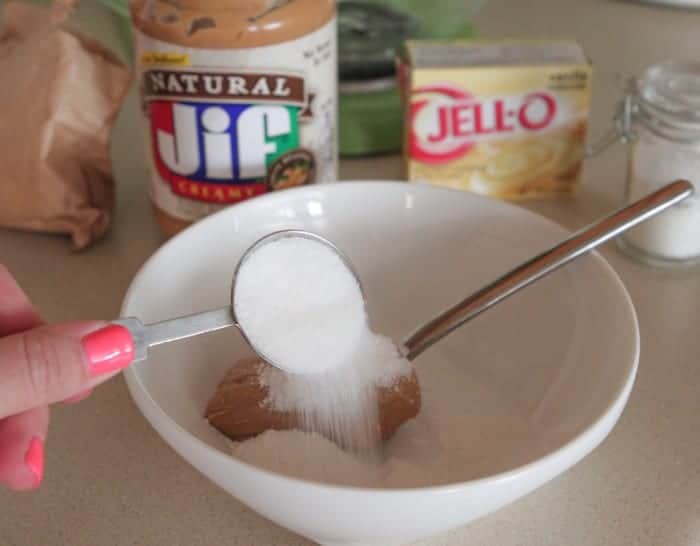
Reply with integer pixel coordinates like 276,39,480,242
0,1,131,249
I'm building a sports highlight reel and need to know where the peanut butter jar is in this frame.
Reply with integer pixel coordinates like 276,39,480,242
130,1,338,236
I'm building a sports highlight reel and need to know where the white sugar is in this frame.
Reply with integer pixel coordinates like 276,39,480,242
231,430,383,488
230,352,544,489
233,234,413,452
624,133,700,260
259,332,413,452
234,236,367,374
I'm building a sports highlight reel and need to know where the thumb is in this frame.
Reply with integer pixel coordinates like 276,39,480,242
0,323,134,418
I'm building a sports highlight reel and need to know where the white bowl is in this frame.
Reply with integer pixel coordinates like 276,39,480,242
121,181,639,546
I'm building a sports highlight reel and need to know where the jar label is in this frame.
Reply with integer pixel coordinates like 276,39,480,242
135,20,337,222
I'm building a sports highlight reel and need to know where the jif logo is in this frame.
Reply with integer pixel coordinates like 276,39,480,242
150,100,300,201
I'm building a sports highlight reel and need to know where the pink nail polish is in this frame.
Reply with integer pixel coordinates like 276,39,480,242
81,325,134,377
25,437,44,488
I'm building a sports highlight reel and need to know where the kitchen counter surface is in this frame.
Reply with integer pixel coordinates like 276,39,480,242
2,1,700,544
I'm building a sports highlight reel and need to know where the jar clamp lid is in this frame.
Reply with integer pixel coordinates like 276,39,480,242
589,60,700,156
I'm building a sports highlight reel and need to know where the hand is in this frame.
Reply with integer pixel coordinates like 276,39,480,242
0,265,134,491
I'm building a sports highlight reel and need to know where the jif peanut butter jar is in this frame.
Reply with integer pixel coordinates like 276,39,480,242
130,1,338,236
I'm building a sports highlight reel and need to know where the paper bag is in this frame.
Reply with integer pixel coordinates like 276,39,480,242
0,1,131,249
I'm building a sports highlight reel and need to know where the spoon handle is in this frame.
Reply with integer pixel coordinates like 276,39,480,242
401,180,694,361
114,307,234,362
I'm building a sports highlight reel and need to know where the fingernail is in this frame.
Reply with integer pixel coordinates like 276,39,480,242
24,437,44,488
81,325,134,377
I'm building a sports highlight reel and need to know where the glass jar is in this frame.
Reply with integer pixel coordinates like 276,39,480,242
611,61,700,268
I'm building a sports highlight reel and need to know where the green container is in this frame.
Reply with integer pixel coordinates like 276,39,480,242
339,83,405,157
337,1,484,156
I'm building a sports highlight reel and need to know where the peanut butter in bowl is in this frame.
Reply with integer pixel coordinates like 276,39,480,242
205,357,421,445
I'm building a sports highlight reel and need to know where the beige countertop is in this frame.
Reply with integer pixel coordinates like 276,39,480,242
2,0,700,544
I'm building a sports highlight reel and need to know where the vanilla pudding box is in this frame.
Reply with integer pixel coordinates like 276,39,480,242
399,40,592,199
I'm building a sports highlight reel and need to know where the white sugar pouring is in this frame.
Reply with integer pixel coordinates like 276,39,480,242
116,180,691,371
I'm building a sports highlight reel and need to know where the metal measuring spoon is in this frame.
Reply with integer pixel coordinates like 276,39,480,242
115,230,358,373
115,180,693,370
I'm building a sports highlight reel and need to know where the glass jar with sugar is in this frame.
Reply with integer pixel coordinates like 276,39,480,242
610,61,700,268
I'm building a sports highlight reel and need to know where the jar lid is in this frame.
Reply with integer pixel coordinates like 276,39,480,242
635,61,700,140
